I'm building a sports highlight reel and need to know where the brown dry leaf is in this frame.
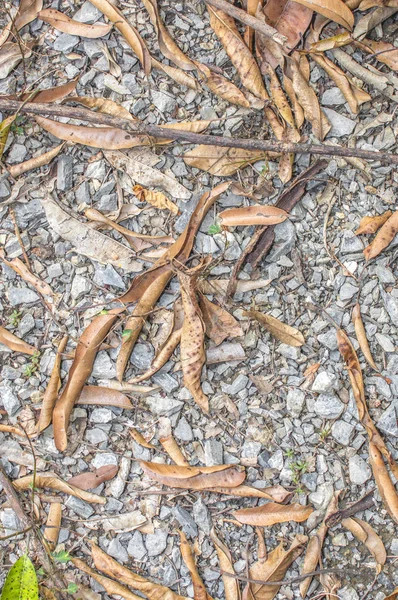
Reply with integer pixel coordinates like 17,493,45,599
13,472,106,504
184,145,273,176
68,465,118,491
309,31,352,52
52,308,121,451
0,325,37,355
207,484,292,502
244,0,261,47
193,61,251,108
262,0,313,54
41,195,140,272
207,5,267,100
8,143,64,178
385,589,398,600
39,9,113,38
294,0,354,29
337,329,398,478
352,303,378,370
199,294,243,345
179,531,213,600
43,503,62,552
130,428,156,449
219,205,288,227
0,114,15,160
199,279,270,295
35,335,68,434
178,259,210,413
67,96,134,120
342,517,386,572
76,385,133,409
88,0,151,73
360,38,398,70
151,56,199,90
160,435,190,466
364,210,398,260
91,543,189,600
133,184,179,215
303,362,320,378
0,424,25,437
233,503,313,526
368,442,398,524
210,528,241,600
72,558,143,600
244,535,307,600
1,253,54,298
141,0,194,70
353,6,398,40
244,309,305,347
0,41,33,80
140,461,246,490
355,211,392,235
299,492,340,598
0,0,42,48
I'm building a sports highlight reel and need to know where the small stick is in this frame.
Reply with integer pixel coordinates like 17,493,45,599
10,207,31,269
203,0,286,45
221,566,367,586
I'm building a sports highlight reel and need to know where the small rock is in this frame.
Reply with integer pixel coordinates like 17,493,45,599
127,531,147,560
93,265,125,289
0,180,11,199
312,372,338,393
173,506,198,538
268,449,284,471
286,388,305,417
92,351,115,379
314,394,344,419
53,33,80,53
74,1,103,23
318,329,338,350
323,108,356,137
309,482,334,510
193,498,212,534
57,155,73,191
1,509,21,538
85,428,108,444
0,381,21,416
107,538,128,563
91,408,113,423
321,87,345,106
332,420,354,445
71,274,91,300
152,372,179,393
241,441,262,466
91,452,118,469
6,144,27,164
65,496,94,518
130,344,155,370
380,287,398,323
204,439,223,466
349,455,371,485
18,313,35,337
221,374,248,395
377,402,398,438
152,90,177,113
267,219,296,261
340,231,364,253
174,416,193,441
47,263,63,279
339,588,359,600
145,394,183,416
145,529,168,557
339,282,359,302
376,333,395,353
7,287,39,306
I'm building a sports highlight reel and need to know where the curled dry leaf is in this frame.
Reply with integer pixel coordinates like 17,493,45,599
0,424,25,436
199,279,270,295
133,184,179,215
0,114,15,160
151,56,198,90
130,428,156,449
36,335,68,434
52,308,121,451
184,145,273,176
385,589,398,600
355,211,392,235
0,325,37,355
352,303,378,370
104,149,191,199
0,0,43,48
43,503,62,551
194,61,251,108
67,95,134,120
245,535,308,600
38,9,113,38
160,435,190,466
364,210,398,261
353,6,398,40
72,558,143,600
207,484,292,502
0,41,33,80
91,543,189,600
141,0,194,71
210,528,241,600
8,143,64,178
41,195,141,272
140,461,246,490
359,38,398,71
13,472,106,504
89,0,151,73
68,464,118,491
179,531,214,600
233,502,313,526
262,0,313,54
199,294,243,345
219,205,288,227
368,441,398,524
1,253,54,298
244,309,305,347
178,260,210,413
294,0,354,29
342,517,386,572
76,385,133,409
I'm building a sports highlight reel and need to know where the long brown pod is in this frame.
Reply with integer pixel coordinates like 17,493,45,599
0,325,37,355
128,329,181,384
352,303,378,370
36,335,68,434
72,558,143,600
368,442,398,524
43,502,62,551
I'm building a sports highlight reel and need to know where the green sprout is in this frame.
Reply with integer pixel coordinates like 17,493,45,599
208,222,222,236
9,309,22,327
122,329,133,341
24,351,41,378
53,550,71,564
66,583,78,594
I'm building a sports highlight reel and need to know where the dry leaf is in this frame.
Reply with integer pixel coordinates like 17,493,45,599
88,0,151,73
179,531,213,600
67,95,134,120
0,326,37,355
91,543,189,600
0,114,15,160
244,309,305,346
39,9,113,37
385,589,398,600
184,145,273,176
141,0,194,70
199,295,243,345
76,385,133,409
68,465,118,491
219,205,288,227
207,484,292,502
342,517,386,572
102,510,148,533
194,61,251,108
262,0,313,54
130,428,156,449
1,253,55,298
359,38,398,70
160,435,190,466
43,503,62,552
35,335,68,434
199,279,270,295
368,442,398,524
104,149,190,199
73,558,143,600
0,41,33,80
8,143,64,178
364,210,398,260
13,472,106,504
0,0,42,48
233,503,313,526
52,309,121,451
294,0,354,29
140,461,246,490
133,185,179,215
355,211,392,235
41,195,141,272
152,56,198,90
179,260,210,413
352,303,378,370
353,6,398,40
309,31,352,52
210,528,241,600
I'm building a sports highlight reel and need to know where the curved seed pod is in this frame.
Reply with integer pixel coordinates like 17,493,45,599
179,531,214,600
160,435,190,466
219,205,288,227
355,211,392,235
368,442,398,524
52,309,121,451
342,517,386,573
36,335,68,434
233,502,313,526
352,303,378,370
210,528,241,600
72,558,143,600
129,330,181,384
8,143,64,178
194,61,251,108
0,325,37,355
364,210,398,261
13,473,106,504
244,309,305,346
38,9,113,38
140,461,246,489
43,502,62,551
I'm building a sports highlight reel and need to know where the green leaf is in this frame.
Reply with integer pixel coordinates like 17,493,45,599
122,329,133,340
52,550,71,564
208,222,222,235
100,309,109,315
1,555,38,600
66,583,78,594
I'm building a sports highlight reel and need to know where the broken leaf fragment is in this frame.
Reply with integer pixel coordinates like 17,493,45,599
68,465,118,491
133,184,179,215
244,309,305,346
355,210,392,235
38,8,113,38
352,303,378,370
140,461,246,490
13,472,106,504
233,502,313,526
363,210,398,260
0,326,37,355
199,294,243,345
219,205,288,227
342,517,386,573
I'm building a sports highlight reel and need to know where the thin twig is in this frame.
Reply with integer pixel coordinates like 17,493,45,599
221,566,366,586
0,100,397,164
10,207,31,269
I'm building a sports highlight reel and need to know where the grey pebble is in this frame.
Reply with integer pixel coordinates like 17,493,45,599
348,455,371,485
7,287,39,306
312,372,338,393
193,498,211,534
332,420,354,446
57,155,74,191
323,108,356,137
128,531,147,561
145,529,168,557
65,496,94,519
173,506,198,538
286,388,306,417
204,439,223,466
174,416,193,441
0,381,21,416
314,394,344,419
107,538,128,563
